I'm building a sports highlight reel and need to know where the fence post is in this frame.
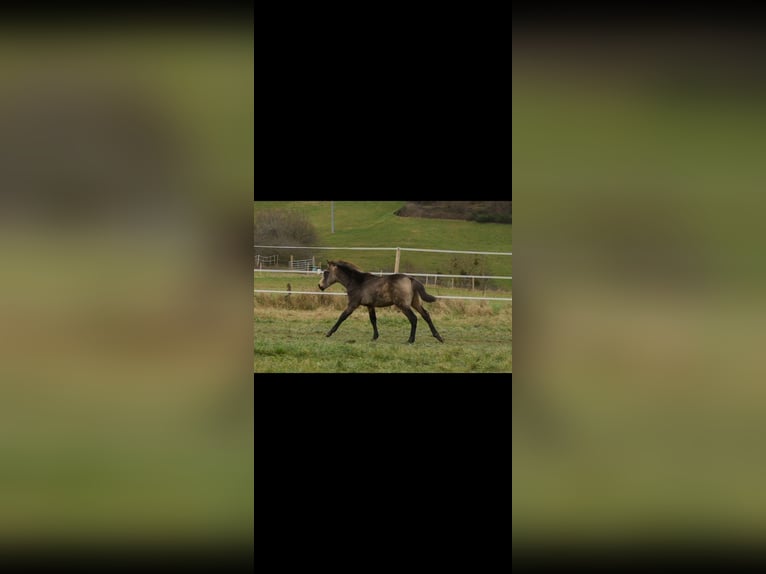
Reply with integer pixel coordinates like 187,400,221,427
394,247,401,273
312,256,315,269
472,277,475,291
289,255,293,269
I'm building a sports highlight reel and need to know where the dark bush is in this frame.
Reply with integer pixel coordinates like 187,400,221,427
254,209,319,265
395,201,511,223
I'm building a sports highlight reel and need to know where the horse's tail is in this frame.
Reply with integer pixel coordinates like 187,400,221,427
411,278,437,302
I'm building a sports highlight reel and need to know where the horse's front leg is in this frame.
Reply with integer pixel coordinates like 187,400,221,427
326,303,358,337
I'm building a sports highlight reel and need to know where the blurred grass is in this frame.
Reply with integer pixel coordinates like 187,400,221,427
513,28,766,548
0,26,253,545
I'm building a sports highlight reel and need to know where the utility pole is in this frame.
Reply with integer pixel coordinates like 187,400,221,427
331,201,335,233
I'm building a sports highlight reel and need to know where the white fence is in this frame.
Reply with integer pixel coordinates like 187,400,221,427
254,244,511,274
289,257,316,272
253,288,511,302
253,244,512,302
254,254,279,267
254,267,511,285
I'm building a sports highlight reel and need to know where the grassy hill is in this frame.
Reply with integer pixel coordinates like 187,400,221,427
253,201,512,278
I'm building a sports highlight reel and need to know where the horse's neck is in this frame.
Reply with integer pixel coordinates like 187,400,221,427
335,269,355,289
336,269,364,290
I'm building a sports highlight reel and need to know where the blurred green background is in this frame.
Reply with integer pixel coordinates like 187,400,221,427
0,25,253,546
513,26,766,548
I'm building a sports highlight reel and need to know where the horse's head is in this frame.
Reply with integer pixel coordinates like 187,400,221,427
318,261,339,291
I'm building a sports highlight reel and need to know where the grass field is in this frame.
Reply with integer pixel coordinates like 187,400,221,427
253,201,512,279
254,201,512,372
253,297,511,373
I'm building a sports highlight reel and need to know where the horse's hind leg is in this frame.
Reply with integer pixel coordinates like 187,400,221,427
399,306,418,344
368,307,379,341
413,301,444,343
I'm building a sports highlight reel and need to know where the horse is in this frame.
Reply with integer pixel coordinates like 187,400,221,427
318,260,444,344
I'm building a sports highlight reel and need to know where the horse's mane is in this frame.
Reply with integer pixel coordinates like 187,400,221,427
330,260,366,277
333,259,363,271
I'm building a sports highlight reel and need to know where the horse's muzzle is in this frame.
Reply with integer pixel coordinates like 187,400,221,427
318,284,325,291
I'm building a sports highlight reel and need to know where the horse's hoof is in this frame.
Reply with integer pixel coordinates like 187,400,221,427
325,332,332,337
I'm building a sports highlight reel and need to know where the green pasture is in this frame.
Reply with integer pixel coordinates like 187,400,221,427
0,30,253,544
253,297,511,373
512,46,766,545
253,201,512,278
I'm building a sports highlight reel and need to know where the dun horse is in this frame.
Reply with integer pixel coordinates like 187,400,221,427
318,260,444,344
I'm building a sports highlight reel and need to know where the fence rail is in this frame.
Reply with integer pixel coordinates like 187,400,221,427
254,245,511,256
254,289,511,302
289,258,315,271
254,268,511,280
254,254,279,266
255,243,512,295
254,244,511,281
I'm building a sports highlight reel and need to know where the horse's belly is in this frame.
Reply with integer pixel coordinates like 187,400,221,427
362,295,392,307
